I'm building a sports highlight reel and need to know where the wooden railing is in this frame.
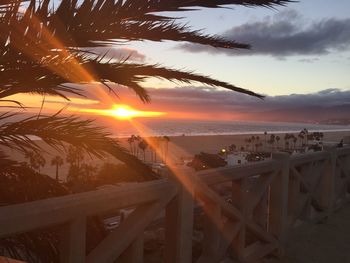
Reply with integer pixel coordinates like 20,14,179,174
0,147,349,263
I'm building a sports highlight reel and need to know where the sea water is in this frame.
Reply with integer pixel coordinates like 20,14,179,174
110,119,350,138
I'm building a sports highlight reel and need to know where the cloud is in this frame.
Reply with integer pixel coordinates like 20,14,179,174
82,47,146,62
142,87,350,122
147,86,350,109
42,82,350,124
179,10,350,57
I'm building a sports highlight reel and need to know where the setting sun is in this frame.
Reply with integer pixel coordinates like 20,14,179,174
80,104,166,120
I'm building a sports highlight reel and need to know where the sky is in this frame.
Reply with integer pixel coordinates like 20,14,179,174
6,0,350,124
127,0,350,96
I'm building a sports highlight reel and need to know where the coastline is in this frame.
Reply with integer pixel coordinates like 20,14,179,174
4,130,349,180
111,127,350,139
162,130,349,160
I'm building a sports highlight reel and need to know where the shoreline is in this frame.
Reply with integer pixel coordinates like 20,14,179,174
109,128,350,139
4,130,349,180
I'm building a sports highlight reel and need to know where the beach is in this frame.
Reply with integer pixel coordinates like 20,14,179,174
3,130,349,180
163,131,349,160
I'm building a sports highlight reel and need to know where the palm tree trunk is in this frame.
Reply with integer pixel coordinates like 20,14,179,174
55,165,59,181
165,144,168,164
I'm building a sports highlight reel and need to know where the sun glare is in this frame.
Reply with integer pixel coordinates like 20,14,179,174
80,104,166,120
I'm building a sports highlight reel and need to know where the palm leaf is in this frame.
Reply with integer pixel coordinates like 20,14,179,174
0,52,263,103
87,60,264,99
0,113,157,177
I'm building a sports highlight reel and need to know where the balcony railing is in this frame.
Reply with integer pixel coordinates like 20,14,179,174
0,147,349,262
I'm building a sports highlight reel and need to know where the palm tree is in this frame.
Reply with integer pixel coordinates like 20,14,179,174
276,136,281,149
0,0,292,261
293,136,297,149
298,132,305,147
51,156,64,181
228,144,237,153
285,141,290,150
255,143,259,153
163,136,170,164
264,131,268,150
284,134,290,150
270,134,276,151
127,136,135,155
152,137,161,163
25,151,46,172
320,132,324,143
81,164,98,180
135,135,142,158
303,129,310,145
245,138,252,152
66,146,84,170
251,136,256,151
138,140,148,162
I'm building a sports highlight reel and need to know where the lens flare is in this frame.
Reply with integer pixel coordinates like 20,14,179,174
80,104,166,120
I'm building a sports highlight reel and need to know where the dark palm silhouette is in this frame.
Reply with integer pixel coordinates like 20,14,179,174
138,139,148,162
127,135,135,155
276,136,281,149
25,151,46,172
163,136,170,163
264,131,268,149
0,0,292,261
292,135,297,149
229,144,237,153
51,156,64,181
66,146,84,170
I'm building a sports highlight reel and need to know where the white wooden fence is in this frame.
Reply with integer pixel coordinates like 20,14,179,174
0,147,349,263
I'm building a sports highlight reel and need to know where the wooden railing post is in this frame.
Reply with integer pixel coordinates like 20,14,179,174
320,147,337,213
270,153,289,254
230,177,248,261
59,216,86,263
198,197,222,263
119,236,144,263
164,168,194,263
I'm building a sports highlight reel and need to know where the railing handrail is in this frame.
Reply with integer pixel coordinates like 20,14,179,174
289,150,329,166
336,147,350,156
0,179,175,238
199,159,281,185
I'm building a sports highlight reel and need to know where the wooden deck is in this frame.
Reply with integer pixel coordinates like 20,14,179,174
265,203,350,263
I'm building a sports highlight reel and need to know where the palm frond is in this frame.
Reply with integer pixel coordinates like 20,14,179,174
0,0,250,52
0,113,157,177
0,0,289,104
88,60,264,99
1,0,294,52
0,52,263,103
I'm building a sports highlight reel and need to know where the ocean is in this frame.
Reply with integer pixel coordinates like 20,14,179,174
111,119,350,138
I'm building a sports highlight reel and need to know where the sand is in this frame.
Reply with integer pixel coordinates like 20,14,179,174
2,130,349,180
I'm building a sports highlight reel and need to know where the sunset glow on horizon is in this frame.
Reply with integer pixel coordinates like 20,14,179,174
79,104,166,120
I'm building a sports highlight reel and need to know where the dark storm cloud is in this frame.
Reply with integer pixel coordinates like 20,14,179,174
179,10,350,57
148,87,350,111
146,87,350,122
